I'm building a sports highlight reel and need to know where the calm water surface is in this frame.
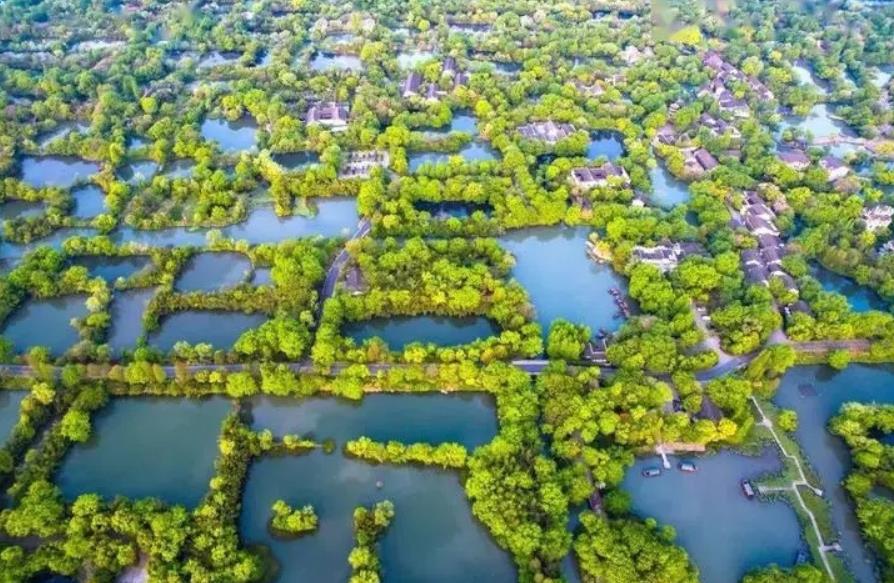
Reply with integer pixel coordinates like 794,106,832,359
0,199,44,221
310,52,363,72
775,364,894,583
813,266,887,313
650,163,690,208
201,118,258,153
2,296,87,354
175,252,251,292
586,133,624,161
623,449,803,583
500,227,628,336
71,186,105,218
240,393,512,582
57,397,230,506
119,160,159,184
0,391,25,441
106,288,155,352
21,156,100,189
344,316,498,350
75,255,151,281
149,310,265,351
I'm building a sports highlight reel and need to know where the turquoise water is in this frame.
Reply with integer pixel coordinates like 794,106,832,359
813,266,887,313
650,163,690,208
2,296,87,354
310,52,363,72
0,391,25,441
57,397,230,507
774,364,894,583
149,310,265,351
106,288,155,352
586,133,624,161
239,394,513,582
500,227,628,336
0,199,359,260
201,118,258,153
119,160,159,184
175,252,251,292
272,152,319,170
75,255,151,281
344,316,499,350
0,199,44,221
71,186,106,218
249,393,498,447
623,449,803,583
20,156,100,189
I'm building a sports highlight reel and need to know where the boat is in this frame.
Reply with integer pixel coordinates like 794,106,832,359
642,467,662,478
741,479,755,499
678,461,697,473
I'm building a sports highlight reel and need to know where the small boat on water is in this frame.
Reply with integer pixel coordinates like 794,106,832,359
741,479,755,499
678,461,697,473
642,467,662,478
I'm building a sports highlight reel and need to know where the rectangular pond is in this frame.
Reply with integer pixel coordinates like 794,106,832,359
20,156,100,189
56,397,230,507
622,449,803,583
249,393,498,448
148,310,266,351
75,255,151,282
0,390,25,441
343,315,499,350
499,227,630,337
200,118,258,153
174,252,252,292
2,296,87,354
106,288,155,353
70,185,106,218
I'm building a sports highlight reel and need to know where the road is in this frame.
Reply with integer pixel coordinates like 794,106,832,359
0,339,871,380
318,218,371,310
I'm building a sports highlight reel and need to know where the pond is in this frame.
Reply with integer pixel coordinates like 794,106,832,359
201,118,258,153
197,51,240,69
119,160,159,184
420,113,478,137
414,200,493,218
106,288,155,352
397,50,434,68
499,227,629,337
20,156,100,189
649,162,690,208
148,310,266,351
0,199,44,221
252,267,272,285
410,143,498,171
344,316,499,350
622,449,803,583
586,132,624,161
0,390,26,441
37,121,89,148
163,159,195,179
310,52,363,72
249,393,498,447
272,152,319,171
239,393,514,583
813,265,887,313
175,252,252,292
56,397,230,507
74,255,151,282
775,364,894,583
779,103,848,142
71,185,106,218
2,295,87,354
0,199,360,260
792,63,827,94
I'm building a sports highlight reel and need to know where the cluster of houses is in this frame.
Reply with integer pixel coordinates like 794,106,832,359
400,57,470,100
568,162,630,190
778,149,852,184
681,147,718,178
630,241,706,272
305,101,350,131
338,150,390,179
731,191,798,293
702,50,774,103
518,121,577,144
862,204,894,232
